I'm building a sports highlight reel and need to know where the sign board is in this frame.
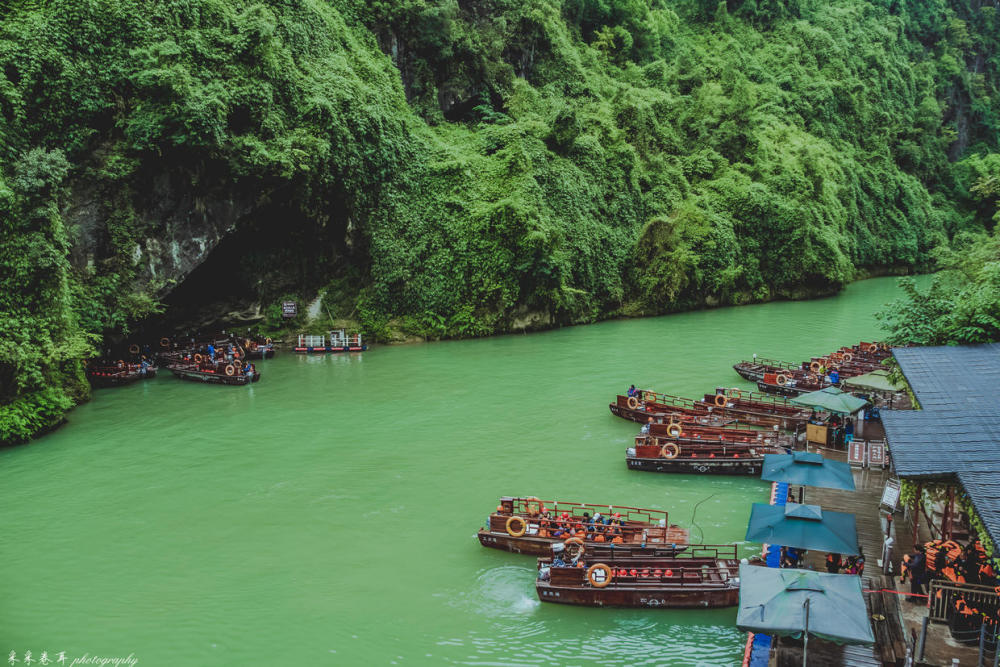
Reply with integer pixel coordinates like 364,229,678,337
281,301,297,318
806,423,828,446
868,440,887,469
847,440,867,467
880,478,901,513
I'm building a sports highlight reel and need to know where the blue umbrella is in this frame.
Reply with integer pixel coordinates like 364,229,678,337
745,502,859,556
737,563,874,665
761,451,856,491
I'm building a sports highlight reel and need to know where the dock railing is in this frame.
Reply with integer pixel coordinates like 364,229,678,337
928,580,1000,623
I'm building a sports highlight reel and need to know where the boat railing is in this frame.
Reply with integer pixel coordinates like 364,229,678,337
736,357,799,370
299,334,326,348
503,497,670,526
546,560,737,587
638,391,705,411
592,544,738,561
329,330,363,347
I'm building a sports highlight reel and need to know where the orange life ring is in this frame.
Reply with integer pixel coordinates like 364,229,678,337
564,537,585,557
714,394,727,407
843,352,854,362
666,423,682,438
587,563,613,588
726,387,742,399
265,337,273,345
225,364,235,376
159,337,170,348
661,443,680,459
644,391,657,402
627,396,639,410
809,361,821,372
868,343,879,353
193,353,203,363
128,344,140,355
776,374,788,386
506,516,527,537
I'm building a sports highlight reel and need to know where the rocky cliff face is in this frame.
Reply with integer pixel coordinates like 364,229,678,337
65,162,259,301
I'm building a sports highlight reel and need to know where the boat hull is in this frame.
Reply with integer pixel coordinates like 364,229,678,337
86,368,157,388
608,404,732,427
168,367,260,385
626,455,764,476
244,348,275,360
293,345,367,354
535,581,739,608
477,529,689,556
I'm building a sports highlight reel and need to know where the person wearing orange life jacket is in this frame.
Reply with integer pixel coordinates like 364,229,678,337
826,553,842,574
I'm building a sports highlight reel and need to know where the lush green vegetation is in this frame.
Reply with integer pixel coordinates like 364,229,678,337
1,0,998,441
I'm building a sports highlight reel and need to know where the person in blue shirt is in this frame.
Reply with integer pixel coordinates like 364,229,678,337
627,384,637,397
828,369,840,384
207,343,215,360
845,419,854,443
140,358,151,376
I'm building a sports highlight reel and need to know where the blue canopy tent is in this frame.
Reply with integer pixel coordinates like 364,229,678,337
761,451,855,492
745,502,859,556
737,563,874,666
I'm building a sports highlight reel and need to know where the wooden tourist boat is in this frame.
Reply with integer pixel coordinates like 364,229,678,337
167,359,260,385
241,336,275,359
535,543,741,608
609,392,733,427
756,371,833,397
477,496,689,556
626,438,780,475
86,362,157,388
733,357,801,383
645,421,791,446
294,330,366,354
701,389,812,430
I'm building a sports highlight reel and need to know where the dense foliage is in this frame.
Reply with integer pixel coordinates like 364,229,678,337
1,0,998,441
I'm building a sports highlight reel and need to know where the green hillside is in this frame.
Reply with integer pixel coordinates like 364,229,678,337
1,0,998,442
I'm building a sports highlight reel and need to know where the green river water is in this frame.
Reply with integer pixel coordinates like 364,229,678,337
1,276,919,666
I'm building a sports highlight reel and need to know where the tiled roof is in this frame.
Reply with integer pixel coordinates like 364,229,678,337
882,344,1000,544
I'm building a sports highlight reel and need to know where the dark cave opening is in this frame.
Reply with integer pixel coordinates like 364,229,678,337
134,204,354,340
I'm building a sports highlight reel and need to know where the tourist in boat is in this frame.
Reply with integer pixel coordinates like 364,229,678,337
207,343,215,360
640,416,653,434
140,357,151,377
844,419,855,444
627,384,638,397
551,543,569,567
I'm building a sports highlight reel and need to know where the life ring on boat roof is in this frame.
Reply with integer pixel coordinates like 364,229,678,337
714,394,727,407
159,337,170,348
644,391,657,403
661,443,680,459
843,352,854,362
809,361,821,373
224,364,235,376
564,537,585,557
128,344,140,355
627,396,639,410
587,563,613,588
666,423,682,438
726,387,742,399
265,337,273,345
193,353,203,363
868,343,879,353
775,374,788,386
505,516,528,537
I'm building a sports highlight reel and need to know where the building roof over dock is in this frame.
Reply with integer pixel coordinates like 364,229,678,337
882,343,1000,544
891,343,1000,411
